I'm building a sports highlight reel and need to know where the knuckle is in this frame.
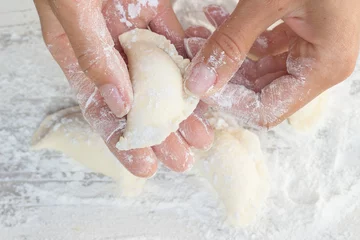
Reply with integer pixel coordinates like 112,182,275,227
43,32,67,52
210,29,246,64
77,50,108,83
48,0,78,15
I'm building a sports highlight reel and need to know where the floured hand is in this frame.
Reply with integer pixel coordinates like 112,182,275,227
33,0,214,177
183,3,360,128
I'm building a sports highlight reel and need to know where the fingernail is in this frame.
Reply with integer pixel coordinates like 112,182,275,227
185,63,217,96
99,84,128,118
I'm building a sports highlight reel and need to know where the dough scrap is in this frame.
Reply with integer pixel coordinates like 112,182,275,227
194,128,270,226
116,29,199,150
31,107,146,197
288,91,329,131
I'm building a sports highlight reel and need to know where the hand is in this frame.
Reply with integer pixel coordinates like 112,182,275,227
184,2,360,128
34,0,214,177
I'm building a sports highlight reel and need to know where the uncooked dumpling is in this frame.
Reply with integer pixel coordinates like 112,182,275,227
32,107,270,226
288,91,329,131
31,107,146,197
116,29,199,151
194,127,270,226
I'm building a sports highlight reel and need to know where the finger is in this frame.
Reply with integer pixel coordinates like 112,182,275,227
204,78,306,128
184,0,296,97
230,58,257,85
150,6,187,57
34,0,157,177
34,0,65,48
203,4,229,28
48,0,133,118
152,132,195,172
205,52,322,128
64,53,158,178
184,37,206,59
107,129,158,178
185,26,212,38
195,101,211,115
185,36,287,92
204,5,290,59
250,23,292,58
179,110,214,150
68,65,158,177
251,70,287,92
255,53,288,78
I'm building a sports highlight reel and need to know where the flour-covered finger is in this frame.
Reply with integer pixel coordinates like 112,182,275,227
233,53,288,91
255,53,288,78
48,0,132,118
184,0,295,97
184,37,206,59
204,5,229,28
150,5,186,57
35,0,157,177
250,23,292,58
205,69,319,128
179,112,214,150
152,132,194,172
64,61,158,177
185,26,212,38
107,129,158,178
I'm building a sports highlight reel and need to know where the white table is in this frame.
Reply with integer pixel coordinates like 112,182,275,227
1,1,360,239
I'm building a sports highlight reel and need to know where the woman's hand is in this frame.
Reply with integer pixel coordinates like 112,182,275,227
34,0,214,177
184,1,360,128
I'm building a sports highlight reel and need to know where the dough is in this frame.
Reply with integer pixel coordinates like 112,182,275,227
288,91,329,131
31,107,146,197
116,29,199,150
194,112,270,226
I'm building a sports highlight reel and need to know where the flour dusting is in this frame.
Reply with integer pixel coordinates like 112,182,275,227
1,0,360,239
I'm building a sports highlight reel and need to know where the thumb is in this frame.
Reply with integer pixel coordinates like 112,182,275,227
184,0,294,97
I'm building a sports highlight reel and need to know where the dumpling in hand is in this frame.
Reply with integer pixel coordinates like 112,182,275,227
116,29,199,151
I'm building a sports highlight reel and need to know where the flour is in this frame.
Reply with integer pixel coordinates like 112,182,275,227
115,1,133,27
127,0,159,19
256,36,269,49
1,1,360,239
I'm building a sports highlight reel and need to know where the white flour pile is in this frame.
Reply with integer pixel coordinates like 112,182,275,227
1,0,360,239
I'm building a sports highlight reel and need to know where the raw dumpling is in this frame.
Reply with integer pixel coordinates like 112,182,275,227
31,107,146,197
288,91,329,131
116,29,199,151
194,128,270,226
32,107,269,226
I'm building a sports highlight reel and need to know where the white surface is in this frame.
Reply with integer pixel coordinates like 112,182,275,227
1,1,360,240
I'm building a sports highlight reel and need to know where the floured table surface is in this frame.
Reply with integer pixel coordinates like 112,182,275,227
1,1,360,239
